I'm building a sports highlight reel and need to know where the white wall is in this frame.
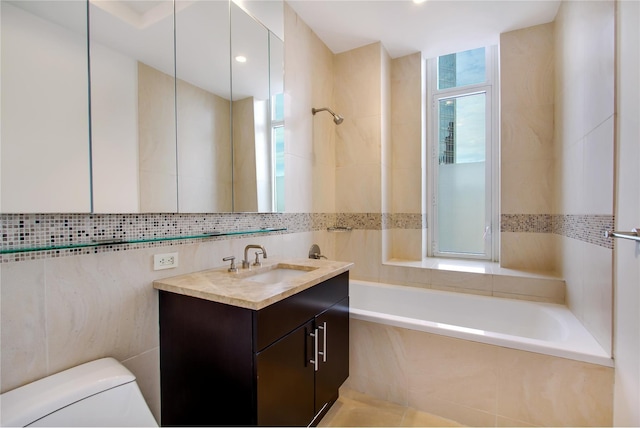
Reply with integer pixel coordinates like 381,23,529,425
613,0,640,424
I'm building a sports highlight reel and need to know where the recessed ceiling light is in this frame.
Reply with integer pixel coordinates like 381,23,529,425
413,0,427,4
235,55,247,63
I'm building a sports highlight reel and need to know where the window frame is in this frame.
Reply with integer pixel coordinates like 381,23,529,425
426,45,500,261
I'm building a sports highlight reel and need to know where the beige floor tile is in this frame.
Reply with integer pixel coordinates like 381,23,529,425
319,389,465,427
401,408,465,427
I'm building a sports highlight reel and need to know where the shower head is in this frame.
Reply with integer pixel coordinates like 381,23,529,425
312,107,344,125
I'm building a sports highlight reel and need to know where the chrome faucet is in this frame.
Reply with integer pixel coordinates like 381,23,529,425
243,244,267,269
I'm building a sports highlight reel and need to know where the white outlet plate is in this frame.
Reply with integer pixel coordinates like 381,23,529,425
154,252,179,270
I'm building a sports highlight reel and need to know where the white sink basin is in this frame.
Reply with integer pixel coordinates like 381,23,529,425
248,267,311,283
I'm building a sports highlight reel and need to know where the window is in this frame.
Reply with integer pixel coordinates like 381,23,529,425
427,47,498,260
271,92,285,212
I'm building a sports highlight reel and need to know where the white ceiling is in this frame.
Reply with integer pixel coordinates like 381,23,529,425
286,0,562,59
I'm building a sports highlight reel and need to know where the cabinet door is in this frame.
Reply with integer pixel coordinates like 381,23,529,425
315,297,350,414
257,320,315,426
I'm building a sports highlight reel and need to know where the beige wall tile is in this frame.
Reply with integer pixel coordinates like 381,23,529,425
379,264,432,288
431,269,492,293
501,105,554,163
391,122,422,170
581,243,613,353
349,315,613,427
390,229,423,262
0,260,47,392
500,23,554,110
500,232,557,271
582,117,615,215
555,140,584,214
496,347,613,426
391,53,422,128
392,167,422,214
553,0,614,355
44,251,160,374
336,165,381,213
335,115,382,168
284,3,335,214
492,274,565,303
403,331,499,415
285,154,314,212
349,320,407,405
122,348,160,424
334,43,382,119
336,230,382,281
501,159,554,215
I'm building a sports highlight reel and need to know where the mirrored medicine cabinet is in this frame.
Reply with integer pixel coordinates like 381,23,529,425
0,0,284,214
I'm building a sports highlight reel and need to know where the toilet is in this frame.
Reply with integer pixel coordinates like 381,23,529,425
0,357,158,427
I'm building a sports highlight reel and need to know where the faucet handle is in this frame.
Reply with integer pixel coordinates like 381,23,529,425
252,251,263,267
222,256,237,272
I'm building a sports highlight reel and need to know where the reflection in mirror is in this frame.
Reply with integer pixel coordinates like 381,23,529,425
2,0,284,214
1,1,91,213
270,34,285,212
176,0,232,213
231,1,284,212
89,0,177,213
231,1,270,212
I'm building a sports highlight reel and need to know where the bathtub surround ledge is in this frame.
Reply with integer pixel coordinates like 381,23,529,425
381,258,566,304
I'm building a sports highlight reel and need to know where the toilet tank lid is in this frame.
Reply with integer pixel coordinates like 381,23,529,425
0,357,136,427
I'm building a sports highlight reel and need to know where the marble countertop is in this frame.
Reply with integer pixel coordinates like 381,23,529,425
153,258,353,310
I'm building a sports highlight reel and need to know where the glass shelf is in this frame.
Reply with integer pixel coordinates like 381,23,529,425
0,227,287,255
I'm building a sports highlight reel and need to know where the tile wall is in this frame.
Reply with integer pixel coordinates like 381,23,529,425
553,0,615,354
500,4,615,354
348,319,614,427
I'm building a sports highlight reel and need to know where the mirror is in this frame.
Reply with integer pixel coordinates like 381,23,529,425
175,0,232,213
1,0,283,214
89,0,177,213
231,1,269,212
1,1,91,213
231,1,285,212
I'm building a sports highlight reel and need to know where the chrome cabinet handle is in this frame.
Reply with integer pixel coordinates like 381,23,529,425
309,328,319,371
318,322,327,363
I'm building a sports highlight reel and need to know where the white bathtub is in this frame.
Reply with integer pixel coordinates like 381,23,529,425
349,280,613,367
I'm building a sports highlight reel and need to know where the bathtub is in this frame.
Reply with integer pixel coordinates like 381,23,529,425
349,279,612,367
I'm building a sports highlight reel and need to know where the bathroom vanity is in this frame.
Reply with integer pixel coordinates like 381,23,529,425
154,259,352,426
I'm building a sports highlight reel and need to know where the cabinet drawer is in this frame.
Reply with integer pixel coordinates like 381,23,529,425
255,271,348,351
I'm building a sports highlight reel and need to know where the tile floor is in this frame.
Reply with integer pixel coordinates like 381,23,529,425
318,389,464,427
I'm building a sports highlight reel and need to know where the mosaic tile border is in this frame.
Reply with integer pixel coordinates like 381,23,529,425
1,212,614,263
500,214,552,233
0,213,287,263
501,214,615,249
552,214,615,249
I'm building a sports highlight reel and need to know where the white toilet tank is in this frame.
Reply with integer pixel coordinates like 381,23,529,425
0,357,158,427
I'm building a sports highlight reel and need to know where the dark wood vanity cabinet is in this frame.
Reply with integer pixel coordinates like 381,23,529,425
159,271,349,427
